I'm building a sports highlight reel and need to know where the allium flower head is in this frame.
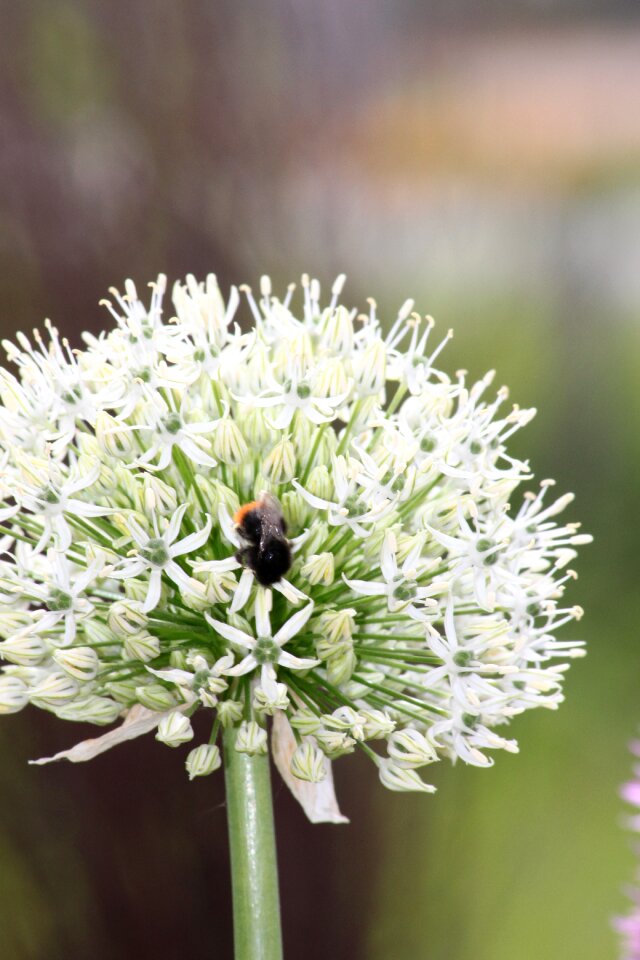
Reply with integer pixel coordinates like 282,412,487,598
0,272,589,813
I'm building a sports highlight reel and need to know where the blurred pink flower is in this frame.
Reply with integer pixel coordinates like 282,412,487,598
615,744,640,959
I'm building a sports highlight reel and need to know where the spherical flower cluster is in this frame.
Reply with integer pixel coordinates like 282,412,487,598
615,740,640,959
0,273,589,807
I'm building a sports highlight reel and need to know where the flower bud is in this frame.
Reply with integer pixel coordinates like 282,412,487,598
319,304,353,354
313,608,356,647
105,678,139,704
314,357,349,399
281,491,307,531
195,570,237,605
306,465,333,501
289,708,322,735
378,759,436,793
213,418,249,465
29,671,79,708
301,520,329,555
262,436,297,483
77,435,102,459
290,741,326,783
169,650,188,670
53,646,100,681
96,411,136,458
354,338,386,395
388,728,437,767
135,683,178,711
124,578,151,605
300,552,335,586
55,696,121,725
124,632,161,662
139,476,178,516
324,706,366,740
235,720,268,756
217,699,243,727
0,633,49,666
0,675,29,714
186,743,221,780
361,709,396,740
240,406,275,449
326,647,357,685
156,711,194,748
199,478,239,517
314,730,356,759
254,682,289,716
0,611,33,640
82,618,120,651
108,600,148,638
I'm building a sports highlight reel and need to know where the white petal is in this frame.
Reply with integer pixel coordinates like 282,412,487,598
273,601,314,646
291,481,334,511
272,578,308,605
342,575,387,597
170,515,212,557
380,531,398,582
73,556,105,594
67,499,115,518
180,437,217,468
219,503,241,548
65,463,101,494
425,523,462,553
62,612,76,646
444,594,458,648
146,666,193,685
127,515,150,549
165,503,189,545
260,664,279,700
225,655,258,677
278,651,320,671
192,557,241,574
255,588,272,637
204,613,254,648
110,558,147,580
142,568,163,613
230,568,254,613
166,561,204,598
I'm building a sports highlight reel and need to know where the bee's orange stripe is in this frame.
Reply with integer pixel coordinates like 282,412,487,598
233,501,259,525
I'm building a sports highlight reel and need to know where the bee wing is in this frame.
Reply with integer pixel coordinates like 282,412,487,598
257,492,287,548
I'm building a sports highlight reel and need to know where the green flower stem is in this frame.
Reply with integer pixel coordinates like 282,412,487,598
223,726,283,960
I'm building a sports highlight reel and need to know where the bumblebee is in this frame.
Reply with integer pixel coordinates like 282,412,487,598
233,492,292,586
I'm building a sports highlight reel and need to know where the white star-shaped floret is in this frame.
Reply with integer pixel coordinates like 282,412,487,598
109,393,219,471
15,458,113,553
233,365,349,430
18,550,104,646
205,591,318,700
343,530,446,618
110,503,211,612
294,454,396,538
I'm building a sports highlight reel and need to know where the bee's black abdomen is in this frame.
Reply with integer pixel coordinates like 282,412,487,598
252,538,292,585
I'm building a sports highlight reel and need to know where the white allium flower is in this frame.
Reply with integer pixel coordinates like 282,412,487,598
0,273,589,807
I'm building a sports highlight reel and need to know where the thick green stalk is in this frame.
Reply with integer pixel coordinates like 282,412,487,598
223,726,283,960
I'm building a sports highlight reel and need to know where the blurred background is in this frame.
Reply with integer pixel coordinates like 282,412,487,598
0,2,639,957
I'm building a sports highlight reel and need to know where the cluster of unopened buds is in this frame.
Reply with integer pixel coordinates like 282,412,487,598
0,272,589,818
